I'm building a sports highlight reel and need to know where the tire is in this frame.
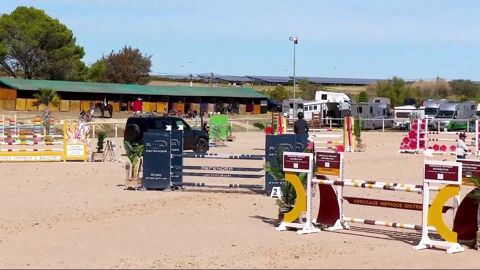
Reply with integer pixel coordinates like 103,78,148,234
194,138,209,153
124,124,141,143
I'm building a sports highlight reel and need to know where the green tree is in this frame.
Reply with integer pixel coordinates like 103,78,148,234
66,60,90,82
449,79,479,98
269,85,291,101
0,6,85,80
366,77,421,106
97,46,153,85
298,78,325,100
87,60,107,82
32,87,61,109
358,91,369,102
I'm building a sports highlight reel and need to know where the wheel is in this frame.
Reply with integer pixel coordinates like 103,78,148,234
194,138,209,153
124,124,141,142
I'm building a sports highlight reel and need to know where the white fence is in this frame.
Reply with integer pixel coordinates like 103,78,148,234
50,117,477,138
52,117,273,138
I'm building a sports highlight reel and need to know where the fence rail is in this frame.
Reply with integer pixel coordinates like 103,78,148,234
46,117,477,138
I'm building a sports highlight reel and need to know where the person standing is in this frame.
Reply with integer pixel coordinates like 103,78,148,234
89,102,95,120
457,133,469,159
293,112,309,134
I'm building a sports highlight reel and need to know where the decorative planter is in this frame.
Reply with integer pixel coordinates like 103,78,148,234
125,177,142,190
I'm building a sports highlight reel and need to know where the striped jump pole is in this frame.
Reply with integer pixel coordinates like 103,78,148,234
2,135,63,139
427,131,476,135
313,179,427,193
310,133,345,138
338,178,442,191
0,148,63,152
310,152,464,253
172,182,264,189
177,153,266,160
340,217,432,231
0,141,63,145
0,119,88,163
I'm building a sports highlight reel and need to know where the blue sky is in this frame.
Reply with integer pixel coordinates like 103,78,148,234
6,0,480,80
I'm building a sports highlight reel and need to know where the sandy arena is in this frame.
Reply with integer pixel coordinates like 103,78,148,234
0,131,479,269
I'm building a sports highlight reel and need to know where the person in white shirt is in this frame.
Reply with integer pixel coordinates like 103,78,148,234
456,133,469,159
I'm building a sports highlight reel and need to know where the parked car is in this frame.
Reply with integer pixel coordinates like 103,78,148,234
124,116,210,153
267,99,283,112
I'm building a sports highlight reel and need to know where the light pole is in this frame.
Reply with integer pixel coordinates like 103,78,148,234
181,62,194,86
187,62,193,87
289,37,298,119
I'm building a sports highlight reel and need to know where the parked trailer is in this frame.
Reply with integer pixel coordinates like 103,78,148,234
352,99,392,130
421,99,449,129
433,101,476,131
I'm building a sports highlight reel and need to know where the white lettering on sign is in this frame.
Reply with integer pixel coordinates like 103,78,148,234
325,162,330,168
66,145,84,156
10,156,35,161
36,156,61,161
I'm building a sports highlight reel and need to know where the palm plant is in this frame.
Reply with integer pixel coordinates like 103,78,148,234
467,175,480,202
266,146,315,213
32,87,61,110
466,175,480,248
253,121,267,131
124,141,144,178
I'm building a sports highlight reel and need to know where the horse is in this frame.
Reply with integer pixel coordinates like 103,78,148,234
95,102,113,118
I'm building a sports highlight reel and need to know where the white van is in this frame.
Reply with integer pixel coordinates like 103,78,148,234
393,105,419,128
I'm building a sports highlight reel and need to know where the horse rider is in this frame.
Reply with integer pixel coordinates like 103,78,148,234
294,111,309,135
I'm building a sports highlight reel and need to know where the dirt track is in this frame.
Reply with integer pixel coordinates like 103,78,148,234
0,132,479,269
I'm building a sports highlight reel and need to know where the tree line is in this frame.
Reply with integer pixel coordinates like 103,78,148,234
0,6,153,85
257,78,325,101
363,77,480,106
263,76,480,106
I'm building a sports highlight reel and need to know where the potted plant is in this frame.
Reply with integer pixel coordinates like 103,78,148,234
466,176,480,249
123,141,144,189
226,123,235,142
210,124,225,147
96,132,107,153
354,118,366,152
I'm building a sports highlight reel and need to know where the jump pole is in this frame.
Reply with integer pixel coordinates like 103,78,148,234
312,151,464,254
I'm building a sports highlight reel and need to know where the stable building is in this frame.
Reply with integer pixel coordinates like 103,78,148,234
0,78,269,114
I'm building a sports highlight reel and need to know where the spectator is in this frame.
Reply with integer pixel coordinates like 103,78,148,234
457,133,469,159
203,122,210,133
